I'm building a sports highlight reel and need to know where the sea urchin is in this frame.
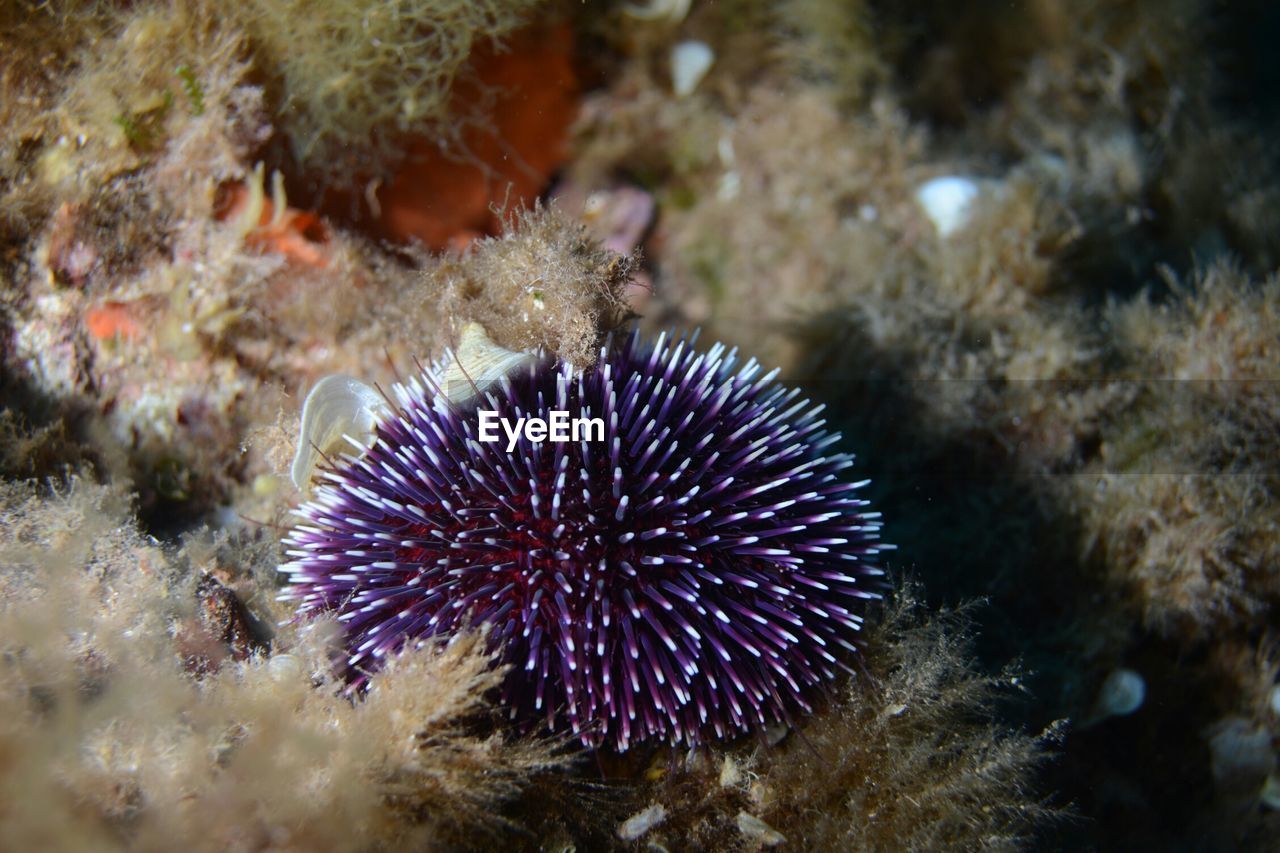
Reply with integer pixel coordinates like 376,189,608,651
280,331,887,750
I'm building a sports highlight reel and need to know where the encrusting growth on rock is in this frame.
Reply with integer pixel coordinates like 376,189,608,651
428,206,636,369
0,477,567,850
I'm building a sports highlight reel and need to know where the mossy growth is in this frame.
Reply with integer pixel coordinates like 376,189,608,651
604,588,1063,851
15,3,251,212
0,1,107,241
229,0,544,190
757,591,1063,849
1072,261,1280,637
423,205,635,369
0,477,569,850
772,0,885,107
2,0,549,233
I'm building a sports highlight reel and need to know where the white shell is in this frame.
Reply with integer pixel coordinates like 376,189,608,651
915,175,980,237
671,40,714,98
290,375,389,491
441,322,535,405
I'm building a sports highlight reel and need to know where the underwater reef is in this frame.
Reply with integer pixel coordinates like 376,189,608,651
1,0,1279,849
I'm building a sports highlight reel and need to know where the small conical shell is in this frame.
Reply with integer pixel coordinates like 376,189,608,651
290,375,389,491
441,322,536,404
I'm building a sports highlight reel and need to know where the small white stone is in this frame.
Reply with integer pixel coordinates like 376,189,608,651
719,756,742,788
915,175,980,237
736,812,786,846
623,0,691,23
717,133,735,166
717,170,741,201
618,804,667,841
1095,668,1145,718
1262,774,1280,810
1269,684,1280,716
671,41,714,98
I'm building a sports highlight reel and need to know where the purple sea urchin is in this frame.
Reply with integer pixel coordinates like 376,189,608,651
280,332,887,750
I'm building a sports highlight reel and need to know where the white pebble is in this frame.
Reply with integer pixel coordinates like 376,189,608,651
1269,684,1280,716
717,134,735,167
267,653,302,683
915,175,980,237
1208,717,1274,794
1096,668,1145,718
618,804,667,841
717,170,741,201
671,41,714,98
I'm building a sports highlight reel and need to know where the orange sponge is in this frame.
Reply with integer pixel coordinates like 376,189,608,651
378,23,578,251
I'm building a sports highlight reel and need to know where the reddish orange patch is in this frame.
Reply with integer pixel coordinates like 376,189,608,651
377,23,579,251
85,301,143,342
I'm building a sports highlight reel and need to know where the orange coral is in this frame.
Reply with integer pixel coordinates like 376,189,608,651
377,23,579,251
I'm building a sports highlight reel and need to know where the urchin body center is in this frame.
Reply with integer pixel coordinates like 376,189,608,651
390,415,716,665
